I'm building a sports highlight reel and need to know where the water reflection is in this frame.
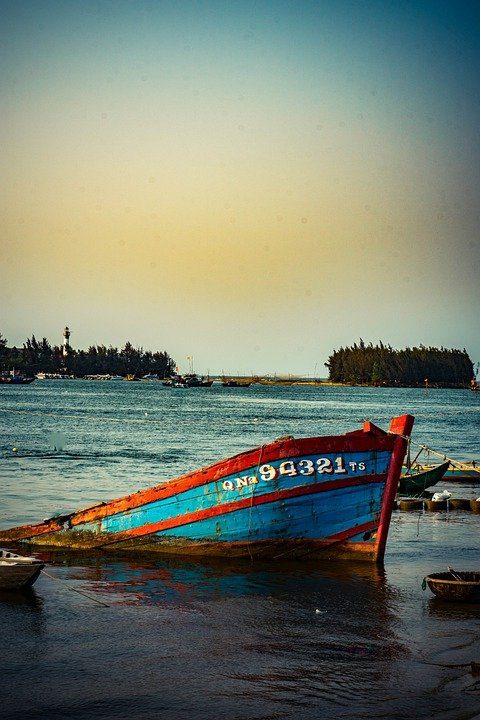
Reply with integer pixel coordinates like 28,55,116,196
1,551,479,718
0,586,46,676
428,597,480,619
48,554,407,659
0,587,43,611
60,554,406,711
42,551,390,604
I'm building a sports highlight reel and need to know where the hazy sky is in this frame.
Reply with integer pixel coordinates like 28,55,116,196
2,0,479,375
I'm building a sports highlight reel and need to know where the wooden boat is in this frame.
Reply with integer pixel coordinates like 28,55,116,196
425,571,480,602
0,371,35,385
222,379,252,387
0,549,44,590
399,461,450,496
401,461,479,483
0,414,413,564
185,374,213,387
164,374,212,387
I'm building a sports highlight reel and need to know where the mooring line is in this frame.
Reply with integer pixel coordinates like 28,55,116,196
41,568,110,607
391,434,480,474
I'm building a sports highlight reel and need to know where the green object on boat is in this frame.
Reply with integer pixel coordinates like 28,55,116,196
399,461,450,496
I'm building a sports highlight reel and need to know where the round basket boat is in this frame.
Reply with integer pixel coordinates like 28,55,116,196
425,572,480,602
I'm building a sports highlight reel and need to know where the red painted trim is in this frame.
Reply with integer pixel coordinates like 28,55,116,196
0,519,64,542
388,414,414,438
296,519,377,547
97,473,387,547
70,433,396,526
375,414,414,564
0,415,411,546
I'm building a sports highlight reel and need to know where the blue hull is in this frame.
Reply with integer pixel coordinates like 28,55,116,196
0,415,414,562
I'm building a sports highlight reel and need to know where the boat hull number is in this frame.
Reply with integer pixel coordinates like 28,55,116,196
221,456,367,491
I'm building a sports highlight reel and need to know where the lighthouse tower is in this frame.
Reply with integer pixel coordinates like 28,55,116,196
63,326,71,357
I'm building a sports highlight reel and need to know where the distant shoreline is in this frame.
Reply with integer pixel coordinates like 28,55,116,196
30,374,473,389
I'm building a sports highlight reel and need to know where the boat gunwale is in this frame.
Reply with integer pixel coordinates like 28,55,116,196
426,572,480,586
69,431,397,525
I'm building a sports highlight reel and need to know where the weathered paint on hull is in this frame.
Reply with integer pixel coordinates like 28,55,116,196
27,534,379,562
0,415,414,563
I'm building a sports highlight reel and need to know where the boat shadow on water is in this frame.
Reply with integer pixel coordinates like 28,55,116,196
0,586,43,609
11,549,410,661
27,547,398,611
4,550,477,717
427,596,480,619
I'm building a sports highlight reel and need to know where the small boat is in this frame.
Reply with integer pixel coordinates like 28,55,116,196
186,374,213,387
222,379,252,387
0,549,44,590
424,570,480,602
0,371,35,385
0,414,413,564
399,461,450,496
405,462,480,483
164,374,212,388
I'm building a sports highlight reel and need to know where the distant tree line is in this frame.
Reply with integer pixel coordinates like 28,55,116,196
325,340,474,387
0,333,176,378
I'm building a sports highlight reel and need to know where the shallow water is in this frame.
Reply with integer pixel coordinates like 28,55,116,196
0,382,479,718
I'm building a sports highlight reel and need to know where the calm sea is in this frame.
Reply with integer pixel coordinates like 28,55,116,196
1,382,479,719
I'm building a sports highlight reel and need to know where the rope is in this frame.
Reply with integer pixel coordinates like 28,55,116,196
390,434,480,474
41,568,110,607
403,444,425,475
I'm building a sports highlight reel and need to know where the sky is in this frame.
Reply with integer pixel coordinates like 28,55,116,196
1,0,479,376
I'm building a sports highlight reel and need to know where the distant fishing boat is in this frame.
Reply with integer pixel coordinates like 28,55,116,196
0,415,413,564
399,461,450,496
36,372,74,380
0,370,35,385
221,378,252,387
0,549,44,590
164,374,212,387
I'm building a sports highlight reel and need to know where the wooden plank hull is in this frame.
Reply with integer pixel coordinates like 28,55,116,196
401,463,480,483
0,563,44,590
0,415,413,564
